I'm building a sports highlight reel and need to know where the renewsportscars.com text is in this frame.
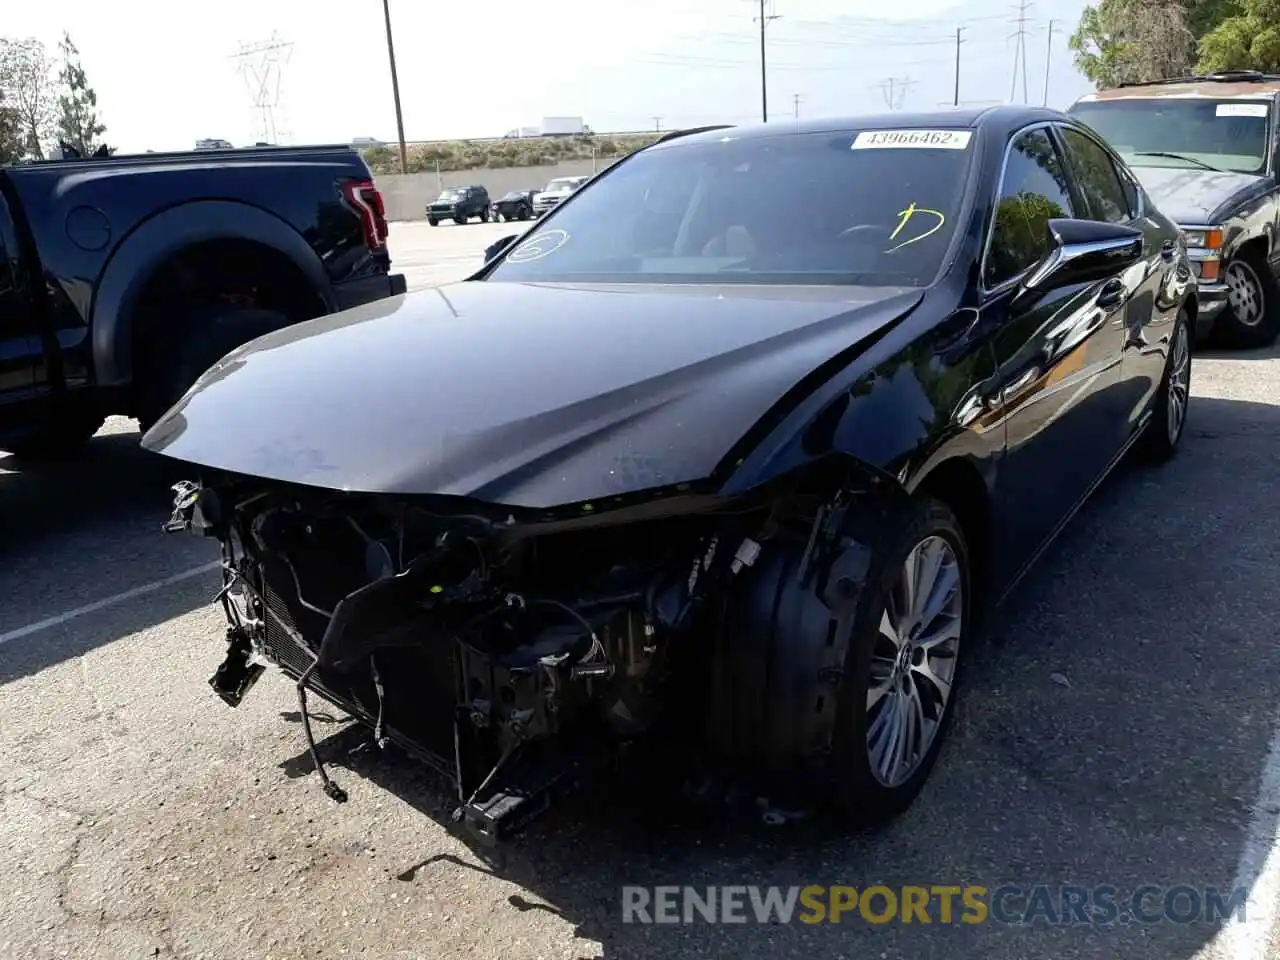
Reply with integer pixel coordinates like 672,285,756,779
621,885,1249,926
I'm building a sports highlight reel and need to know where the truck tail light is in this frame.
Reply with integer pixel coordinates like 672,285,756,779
341,178,389,251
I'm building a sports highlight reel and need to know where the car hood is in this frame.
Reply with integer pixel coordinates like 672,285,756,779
141,281,922,507
1131,165,1269,223
535,190,570,200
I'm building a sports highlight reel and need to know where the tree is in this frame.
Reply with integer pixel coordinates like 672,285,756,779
1070,0,1199,88
55,32,108,156
0,90,21,164
0,37,57,159
1198,0,1280,72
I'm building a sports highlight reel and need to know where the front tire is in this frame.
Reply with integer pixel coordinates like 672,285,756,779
428,216,438,226
1219,250,1280,348
826,497,969,825
4,404,106,460
1137,307,1192,462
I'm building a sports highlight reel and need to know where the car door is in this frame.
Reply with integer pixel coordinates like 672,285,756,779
1057,121,1177,438
983,124,1134,582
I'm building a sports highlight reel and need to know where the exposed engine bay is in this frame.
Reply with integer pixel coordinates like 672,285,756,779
164,462,884,843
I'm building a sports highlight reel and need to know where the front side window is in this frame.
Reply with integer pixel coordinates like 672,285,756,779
487,128,975,288
1060,127,1132,223
1069,97,1272,175
985,128,1075,289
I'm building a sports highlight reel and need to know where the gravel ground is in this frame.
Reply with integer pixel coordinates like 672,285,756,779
2,222,1279,959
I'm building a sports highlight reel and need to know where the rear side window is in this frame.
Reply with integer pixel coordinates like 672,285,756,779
1060,127,1132,223
985,128,1075,288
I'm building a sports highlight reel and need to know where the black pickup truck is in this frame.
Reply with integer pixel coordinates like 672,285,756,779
0,144,406,457
1070,71,1280,348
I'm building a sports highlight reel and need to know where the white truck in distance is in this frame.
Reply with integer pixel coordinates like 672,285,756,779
541,116,587,136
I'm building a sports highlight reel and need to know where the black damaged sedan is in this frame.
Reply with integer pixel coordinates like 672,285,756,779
145,107,1195,843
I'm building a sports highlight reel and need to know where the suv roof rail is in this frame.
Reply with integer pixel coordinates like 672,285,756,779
1118,70,1280,88
655,124,735,144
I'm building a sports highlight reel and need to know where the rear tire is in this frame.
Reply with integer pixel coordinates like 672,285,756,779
136,304,292,432
480,208,490,223
454,215,466,225
1137,308,1192,463
1218,249,1280,348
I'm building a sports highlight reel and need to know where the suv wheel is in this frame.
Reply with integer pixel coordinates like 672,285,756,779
454,213,466,225
480,207,490,223
428,216,438,226
1219,250,1280,348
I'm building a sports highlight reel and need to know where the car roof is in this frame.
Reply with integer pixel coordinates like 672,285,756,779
1078,72,1280,102
660,106,1069,148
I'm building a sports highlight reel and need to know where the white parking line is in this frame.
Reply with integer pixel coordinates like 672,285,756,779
1219,721,1280,960
0,560,221,647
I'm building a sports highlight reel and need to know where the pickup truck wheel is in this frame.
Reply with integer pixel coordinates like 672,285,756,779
5,405,106,460
1219,251,1280,348
428,216,439,226
136,304,291,432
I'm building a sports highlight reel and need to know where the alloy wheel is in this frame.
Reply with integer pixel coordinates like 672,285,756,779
1226,260,1265,328
1166,321,1191,444
866,535,963,788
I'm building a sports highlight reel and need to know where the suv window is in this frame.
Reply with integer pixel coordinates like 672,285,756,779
985,127,1075,289
1060,127,1132,223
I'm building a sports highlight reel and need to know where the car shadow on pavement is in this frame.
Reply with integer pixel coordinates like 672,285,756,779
270,393,1280,959
0,423,219,683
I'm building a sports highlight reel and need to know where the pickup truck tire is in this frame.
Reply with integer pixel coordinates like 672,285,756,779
428,216,439,226
5,404,106,460
136,304,291,432
1219,251,1280,348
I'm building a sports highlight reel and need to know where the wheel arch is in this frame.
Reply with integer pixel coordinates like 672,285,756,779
908,455,995,623
90,200,336,387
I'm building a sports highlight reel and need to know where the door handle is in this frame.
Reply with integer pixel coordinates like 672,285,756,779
1096,279,1126,308
1161,239,1176,260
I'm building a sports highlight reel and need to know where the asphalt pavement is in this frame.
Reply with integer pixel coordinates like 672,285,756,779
2,221,1280,959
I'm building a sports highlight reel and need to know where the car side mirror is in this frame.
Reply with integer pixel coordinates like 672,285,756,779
1020,218,1145,297
484,234,518,263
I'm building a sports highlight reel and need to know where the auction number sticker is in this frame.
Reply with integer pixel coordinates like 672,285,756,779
1216,103,1269,118
507,229,570,263
852,129,973,150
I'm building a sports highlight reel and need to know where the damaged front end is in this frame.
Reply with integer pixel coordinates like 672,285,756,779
165,462,891,843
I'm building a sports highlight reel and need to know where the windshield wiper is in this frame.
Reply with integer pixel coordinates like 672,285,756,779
1133,151,1224,172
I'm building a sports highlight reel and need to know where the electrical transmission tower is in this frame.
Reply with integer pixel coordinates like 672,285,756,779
231,33,294,145
877,76,916,111
1009,0,1032,104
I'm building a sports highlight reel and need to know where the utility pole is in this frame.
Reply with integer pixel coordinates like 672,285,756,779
381,0,408,174
1042,19,1055,106
653,116,663,131
753,0,781,122
793,93,803,118
1010,0,1032,104
953,27,964,106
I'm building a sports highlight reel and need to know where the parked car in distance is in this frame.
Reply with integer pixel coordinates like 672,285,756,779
1069,70,1280,347
531,175,590,217
492,190,534,221
427,185,491,225
148,108,1194,846
0,143,404,458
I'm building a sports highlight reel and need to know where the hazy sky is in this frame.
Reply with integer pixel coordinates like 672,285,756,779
7,0,1096,152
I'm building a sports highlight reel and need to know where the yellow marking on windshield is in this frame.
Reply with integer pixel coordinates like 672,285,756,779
886,202,947,253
